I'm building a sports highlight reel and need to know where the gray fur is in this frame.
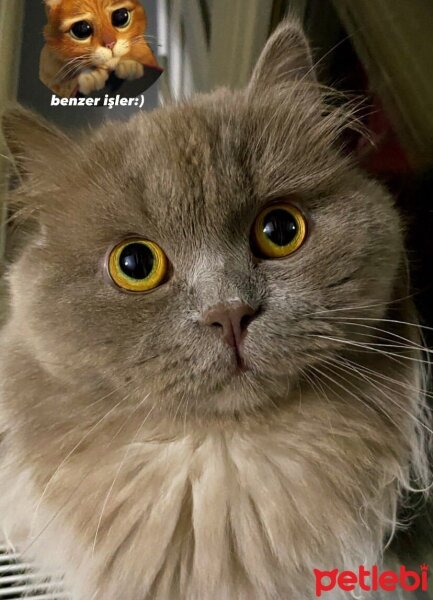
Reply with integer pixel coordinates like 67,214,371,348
0,20,430,600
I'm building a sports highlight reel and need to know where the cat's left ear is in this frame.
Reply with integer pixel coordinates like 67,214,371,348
248,19,315,96
2,106,70,179
44,0,62,9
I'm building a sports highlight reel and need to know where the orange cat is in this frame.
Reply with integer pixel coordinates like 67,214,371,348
40,0,161,98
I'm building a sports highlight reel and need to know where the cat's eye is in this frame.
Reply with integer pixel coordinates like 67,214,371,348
251,202,307,259
112,8,131,29
70,20,93,40
108,239,168,292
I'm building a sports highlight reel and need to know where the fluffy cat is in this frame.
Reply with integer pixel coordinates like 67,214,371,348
1,20,431,600
40,0,160,98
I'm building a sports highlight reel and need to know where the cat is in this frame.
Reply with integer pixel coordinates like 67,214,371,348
1,19,431,600
40,0,161,98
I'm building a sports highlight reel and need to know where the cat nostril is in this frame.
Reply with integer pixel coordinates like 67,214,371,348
202,303,258,349
240,314,253,331
105,41,116,50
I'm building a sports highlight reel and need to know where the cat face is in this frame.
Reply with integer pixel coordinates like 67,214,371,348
4,24,403,417
44,0,147,69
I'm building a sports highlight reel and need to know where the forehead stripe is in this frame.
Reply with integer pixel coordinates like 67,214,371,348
61,14,93,30
110,2,136,9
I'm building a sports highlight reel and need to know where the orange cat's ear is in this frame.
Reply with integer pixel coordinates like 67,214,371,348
248,19,316,96
2,105,70,180
44,0,62,10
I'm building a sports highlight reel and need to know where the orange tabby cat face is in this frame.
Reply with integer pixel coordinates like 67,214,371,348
44,0,148,69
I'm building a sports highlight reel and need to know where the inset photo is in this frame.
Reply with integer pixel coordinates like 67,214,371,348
40,0,163,98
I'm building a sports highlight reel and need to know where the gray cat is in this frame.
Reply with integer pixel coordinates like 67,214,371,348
0,19,431,600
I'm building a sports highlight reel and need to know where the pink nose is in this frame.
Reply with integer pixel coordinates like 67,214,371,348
105,41,116,50
202,303,257,350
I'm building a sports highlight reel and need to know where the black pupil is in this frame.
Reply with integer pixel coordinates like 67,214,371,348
262,209,298,247
71,21,93,39
119,244,154,280
112,8,130,26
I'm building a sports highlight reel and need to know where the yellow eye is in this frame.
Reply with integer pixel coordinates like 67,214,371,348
251,203,307,259
108,239,168,292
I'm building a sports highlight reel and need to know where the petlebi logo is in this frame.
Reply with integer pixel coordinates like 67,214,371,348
313,564,429,597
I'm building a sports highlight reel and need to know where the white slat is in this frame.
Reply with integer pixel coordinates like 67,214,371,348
0,563,34,574
0,544,69,599
0,583,61,596
21,596,70,600
0,573,53,585
0,553,21,563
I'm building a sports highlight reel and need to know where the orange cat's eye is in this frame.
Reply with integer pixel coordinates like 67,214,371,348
251,203,307,259
112,8,132,29
70,21,93,41
108,239,168,293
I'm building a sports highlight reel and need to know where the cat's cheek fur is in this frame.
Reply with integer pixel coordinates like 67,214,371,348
113,39,131,58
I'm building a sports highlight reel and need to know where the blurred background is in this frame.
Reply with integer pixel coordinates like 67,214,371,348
0,0,432,596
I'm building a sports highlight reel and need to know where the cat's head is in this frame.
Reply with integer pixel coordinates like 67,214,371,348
3,21,404,417
43,0,148,69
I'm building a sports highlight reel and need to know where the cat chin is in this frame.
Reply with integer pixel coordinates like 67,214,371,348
93,47,113,66
105,57,121,71
133,354,301,417
187,371,295,416
204,381,262,415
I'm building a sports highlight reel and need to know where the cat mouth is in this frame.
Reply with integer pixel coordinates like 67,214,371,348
220,342,250,377
233,349,249,373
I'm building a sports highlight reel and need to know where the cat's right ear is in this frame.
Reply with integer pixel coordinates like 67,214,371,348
248,19,316,96
2,106,69,180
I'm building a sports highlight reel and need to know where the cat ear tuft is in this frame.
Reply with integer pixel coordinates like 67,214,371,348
248,19,315,95
2,105,69,178
44,0,63,9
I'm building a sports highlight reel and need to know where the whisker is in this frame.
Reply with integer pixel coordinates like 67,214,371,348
326,359,433,491
54,56,94,81
337,354,433,401
91,394,155,555
321,319,429,351
29,386,130,541
299,366,340,435
307,334,431,366
308,361,397,425
305,293,418,319
322,357,433,455
24,380,152,556
315,314,433,336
